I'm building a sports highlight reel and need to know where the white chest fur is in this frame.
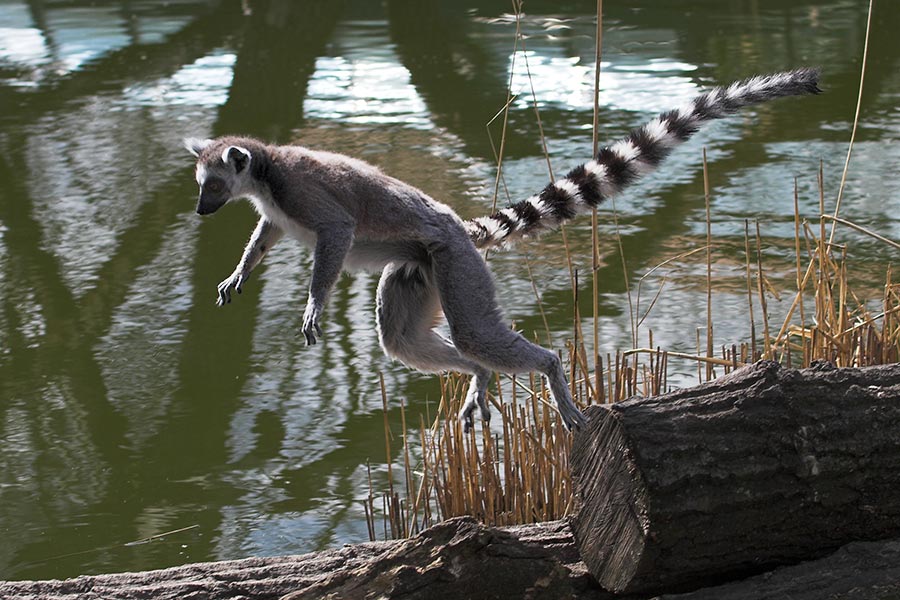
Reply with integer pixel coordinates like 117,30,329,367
248,190,318,249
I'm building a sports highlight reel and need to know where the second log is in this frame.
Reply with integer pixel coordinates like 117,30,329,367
570,360,900,595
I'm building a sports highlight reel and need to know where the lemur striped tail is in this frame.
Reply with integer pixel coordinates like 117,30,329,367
464,67,821,250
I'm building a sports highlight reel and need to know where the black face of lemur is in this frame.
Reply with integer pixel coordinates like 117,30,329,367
196,176,229,215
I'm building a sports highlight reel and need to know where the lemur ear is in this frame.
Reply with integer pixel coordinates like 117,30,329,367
184,137,213,157
222,146,252,174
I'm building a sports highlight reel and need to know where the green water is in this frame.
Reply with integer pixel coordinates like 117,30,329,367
0,0,897,581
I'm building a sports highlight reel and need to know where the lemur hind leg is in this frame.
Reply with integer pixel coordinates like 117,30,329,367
428,234,586,431
376,262,493,431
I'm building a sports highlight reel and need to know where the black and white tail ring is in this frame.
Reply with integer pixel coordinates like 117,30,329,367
464,67,821,249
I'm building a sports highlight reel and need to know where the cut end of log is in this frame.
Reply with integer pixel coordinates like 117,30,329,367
571,405,651,593
569,362,900,595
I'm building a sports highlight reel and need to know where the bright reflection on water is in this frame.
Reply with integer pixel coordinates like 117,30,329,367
304,21,432,128
510,54,699,113
306,54,431,127
124,52,237,107
0,4,52,75
0,0,898,582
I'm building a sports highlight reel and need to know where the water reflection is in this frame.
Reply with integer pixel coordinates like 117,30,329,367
0,0,897,582
124,52,236,107
96,218,199,450
305,22,431,128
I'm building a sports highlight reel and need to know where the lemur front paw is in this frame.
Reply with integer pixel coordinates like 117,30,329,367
301,302,324,345
559,401,587,431
216,269,248,306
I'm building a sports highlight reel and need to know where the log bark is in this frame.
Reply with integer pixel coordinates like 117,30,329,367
3,519,899,600
0,518,612,600
659,537,900,600
280,517,606,600
571,360,900,595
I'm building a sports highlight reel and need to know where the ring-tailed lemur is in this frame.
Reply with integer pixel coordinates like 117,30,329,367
186,68,820,432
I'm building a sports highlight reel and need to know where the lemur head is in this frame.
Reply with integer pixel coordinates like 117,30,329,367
185,138,253,216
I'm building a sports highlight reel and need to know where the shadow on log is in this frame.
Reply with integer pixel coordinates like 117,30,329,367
571,360,900,594
659,536,900,600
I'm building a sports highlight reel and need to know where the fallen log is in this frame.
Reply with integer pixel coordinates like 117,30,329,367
0,518,611,600
3,519,900,599
659,536,900,600
278,517,603,600
571,360,900,595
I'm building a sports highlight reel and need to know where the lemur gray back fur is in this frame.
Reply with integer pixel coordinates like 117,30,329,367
465,67,821,249
185,68,820,433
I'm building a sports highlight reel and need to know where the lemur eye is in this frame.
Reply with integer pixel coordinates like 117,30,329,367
206,180,223,193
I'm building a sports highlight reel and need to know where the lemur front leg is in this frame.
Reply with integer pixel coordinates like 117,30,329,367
302,225,354,345
217,217,284,306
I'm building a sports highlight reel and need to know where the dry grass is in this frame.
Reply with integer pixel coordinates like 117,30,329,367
363,0,890,542
366,371,575,538
364,169,900,541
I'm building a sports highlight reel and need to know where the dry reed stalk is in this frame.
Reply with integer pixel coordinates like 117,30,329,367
524,254,554,347
829,0,875,245
823,215,900,252
571,273,583,401
486,0,523,214
400,399,415,535
379,373,394,497
744,220,758,360
364,461,376,541
794,178,807,366
515,3,554,182
755,221,772,359
591,0,605,407
703,148,714,381
696,327,703,382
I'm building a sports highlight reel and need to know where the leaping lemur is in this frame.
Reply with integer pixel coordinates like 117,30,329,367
186,68,820,432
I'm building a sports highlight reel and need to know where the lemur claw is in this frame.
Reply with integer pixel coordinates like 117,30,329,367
301,304,324,346
559,404,587,431
459,397,490,434
216,270,248,306
215,284,230,306
459,405,475,434
303,325,323,345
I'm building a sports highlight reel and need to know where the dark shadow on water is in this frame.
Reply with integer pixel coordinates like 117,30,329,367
387,0,541,159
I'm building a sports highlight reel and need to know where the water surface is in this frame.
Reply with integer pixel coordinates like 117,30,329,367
0,0,897,581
